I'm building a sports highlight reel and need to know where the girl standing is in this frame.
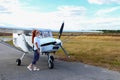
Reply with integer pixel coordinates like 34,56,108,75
27,30,41,71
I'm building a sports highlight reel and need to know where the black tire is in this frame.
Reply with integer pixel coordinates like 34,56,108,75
50,56,54,61
48,61,54,69
16,59,21,66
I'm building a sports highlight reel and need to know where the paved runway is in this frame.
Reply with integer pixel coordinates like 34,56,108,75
0,42,120,80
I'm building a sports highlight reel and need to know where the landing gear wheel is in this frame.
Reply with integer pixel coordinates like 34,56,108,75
50,56,54,61
48,61,54,69
16,59,21,66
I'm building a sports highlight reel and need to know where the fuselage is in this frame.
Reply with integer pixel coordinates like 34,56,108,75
13,30,62,53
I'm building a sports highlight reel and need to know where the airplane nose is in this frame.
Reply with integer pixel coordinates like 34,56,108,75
55,39,62,44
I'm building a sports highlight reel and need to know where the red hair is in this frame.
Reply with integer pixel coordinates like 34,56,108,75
32,30,37,43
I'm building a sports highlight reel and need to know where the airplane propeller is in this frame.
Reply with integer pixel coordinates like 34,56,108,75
58,22,64,39
60,44,70,58
58,22,70,58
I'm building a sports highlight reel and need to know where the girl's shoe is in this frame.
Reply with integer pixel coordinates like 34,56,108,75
27,66,32,71
33,67,40,71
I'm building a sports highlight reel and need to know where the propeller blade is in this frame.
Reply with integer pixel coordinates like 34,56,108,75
59,22,64,39
60,45,70,58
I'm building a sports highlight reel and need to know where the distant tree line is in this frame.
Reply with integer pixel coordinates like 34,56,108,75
0,32,12,36
99,30,120,33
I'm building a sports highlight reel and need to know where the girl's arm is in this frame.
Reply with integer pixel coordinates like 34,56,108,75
35,42,40,54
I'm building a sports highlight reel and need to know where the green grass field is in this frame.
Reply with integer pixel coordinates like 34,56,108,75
56,35,120,72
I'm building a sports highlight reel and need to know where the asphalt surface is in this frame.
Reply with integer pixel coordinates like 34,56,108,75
0,42,120,80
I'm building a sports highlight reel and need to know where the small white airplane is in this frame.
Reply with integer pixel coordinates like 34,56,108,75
0,22,69,69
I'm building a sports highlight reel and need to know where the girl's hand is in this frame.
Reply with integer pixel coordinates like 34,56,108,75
37,48,40,54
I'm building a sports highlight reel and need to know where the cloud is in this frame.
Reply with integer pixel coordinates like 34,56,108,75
76,17,120,30
0,3,87,31
0,5,11,14
57,6,87,16
0,0,120,31
95,7,120,16
0,0,22,14
88,0,120,4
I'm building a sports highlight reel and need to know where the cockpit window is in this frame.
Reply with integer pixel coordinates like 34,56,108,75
25,33,32,36
24,31,32,36
24,30,53,38
42,31,52,38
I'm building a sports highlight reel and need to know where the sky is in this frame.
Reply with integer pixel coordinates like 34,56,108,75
0,0,120,31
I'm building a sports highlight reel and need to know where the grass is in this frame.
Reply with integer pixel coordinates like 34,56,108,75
55,36,120,72
6,40,13,45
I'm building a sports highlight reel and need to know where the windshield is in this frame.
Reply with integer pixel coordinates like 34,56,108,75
42,31,53,38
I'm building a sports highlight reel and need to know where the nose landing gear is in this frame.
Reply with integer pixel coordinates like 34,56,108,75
48,54,54,69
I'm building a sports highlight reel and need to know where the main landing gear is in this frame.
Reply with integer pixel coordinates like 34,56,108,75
16,52,55,69
16,53,25,66
16,58,21,66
